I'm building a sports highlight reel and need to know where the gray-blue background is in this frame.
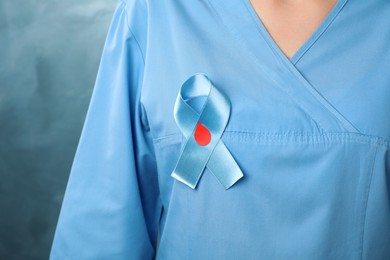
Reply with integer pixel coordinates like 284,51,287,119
0,1,117,258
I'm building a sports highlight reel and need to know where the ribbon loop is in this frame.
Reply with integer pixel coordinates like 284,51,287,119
171,73,244,189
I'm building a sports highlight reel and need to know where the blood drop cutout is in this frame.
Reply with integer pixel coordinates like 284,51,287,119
194,121,211,146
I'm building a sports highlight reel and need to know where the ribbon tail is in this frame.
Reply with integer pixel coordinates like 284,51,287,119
206,140,244,189
171,171,200,189
171,135,211,189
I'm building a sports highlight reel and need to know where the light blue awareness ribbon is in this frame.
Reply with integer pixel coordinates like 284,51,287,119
171,73,244,189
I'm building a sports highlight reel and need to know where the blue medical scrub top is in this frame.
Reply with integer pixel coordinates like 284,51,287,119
50,0,390,259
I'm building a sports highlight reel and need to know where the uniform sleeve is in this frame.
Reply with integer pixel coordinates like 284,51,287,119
50,1,161,259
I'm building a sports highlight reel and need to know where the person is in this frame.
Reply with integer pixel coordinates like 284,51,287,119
50,0,390,259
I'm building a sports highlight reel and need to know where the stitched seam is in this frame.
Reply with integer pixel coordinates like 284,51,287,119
292,0,350,65
226,134,388,147
359,144,379,260
121,0,146,65
153,132,183,142
153,131,390,148
286,65,361,134
240,0,285,68
120,0,157,141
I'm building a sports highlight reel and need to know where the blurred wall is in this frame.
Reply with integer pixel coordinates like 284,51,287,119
0,0,117,259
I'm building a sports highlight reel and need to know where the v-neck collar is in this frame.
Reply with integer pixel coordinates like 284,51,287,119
207,0,359,134
242,0,349,65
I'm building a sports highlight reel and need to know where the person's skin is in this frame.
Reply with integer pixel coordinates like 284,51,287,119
249,0,339,59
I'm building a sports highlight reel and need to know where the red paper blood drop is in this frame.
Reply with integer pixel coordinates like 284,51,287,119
194,121,211,146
